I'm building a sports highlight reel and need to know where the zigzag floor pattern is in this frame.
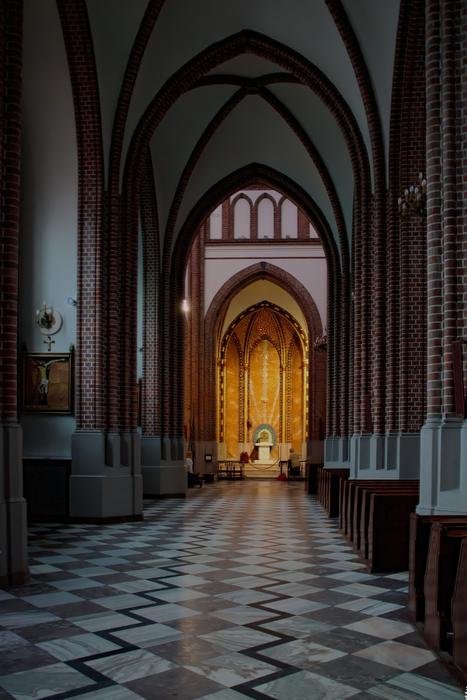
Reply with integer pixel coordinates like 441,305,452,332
0,480,463,699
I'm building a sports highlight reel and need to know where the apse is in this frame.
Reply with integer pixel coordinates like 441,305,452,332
183,186,327,475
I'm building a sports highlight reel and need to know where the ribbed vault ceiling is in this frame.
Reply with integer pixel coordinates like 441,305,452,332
84,0,401,257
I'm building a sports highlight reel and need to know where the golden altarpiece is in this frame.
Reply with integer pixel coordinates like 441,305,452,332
218,301,308,473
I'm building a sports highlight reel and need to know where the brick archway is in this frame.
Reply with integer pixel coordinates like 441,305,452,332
200,263,326,454
172,163,346,450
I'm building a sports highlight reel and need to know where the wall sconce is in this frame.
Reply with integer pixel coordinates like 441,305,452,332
181,298,190,315
35,302,62,351
314,330,327,353
398,173,427,217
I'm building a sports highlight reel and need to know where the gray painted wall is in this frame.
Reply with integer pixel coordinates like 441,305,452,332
20,0,78,458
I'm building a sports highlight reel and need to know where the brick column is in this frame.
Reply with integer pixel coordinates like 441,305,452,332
419,0,467,515
425,0,443,423
188,228,211,471
459,2,467,391
338,272,351,450
386,0,427,476
436,0,465,504
141,153,161,441
151,229,186,495
440,0,457,419
59,0,141,520
139,153,184,495
0,0,28,585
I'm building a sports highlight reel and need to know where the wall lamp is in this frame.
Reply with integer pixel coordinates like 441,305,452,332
398,173,427,217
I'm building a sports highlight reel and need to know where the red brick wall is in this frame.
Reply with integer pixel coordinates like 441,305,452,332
141,150,161,437
0,0,22,424
398,0,427,433
58,0,106,430
424,0,466,421
457,0,467,392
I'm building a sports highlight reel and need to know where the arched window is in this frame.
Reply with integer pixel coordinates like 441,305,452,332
257,197,274,239
309,222,319,239
281,199,298,239
233,197,251,239
209,204,223,239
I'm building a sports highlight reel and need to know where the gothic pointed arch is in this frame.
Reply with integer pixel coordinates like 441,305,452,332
201,262,326,453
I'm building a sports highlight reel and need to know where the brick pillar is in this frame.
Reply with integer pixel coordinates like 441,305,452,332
153,231,186,495
325,271,335,439
419,0,467,515
188,228,211,471
425,0,443,424
458,2,467,390
339,272,351,446
359,196,371,438
440,0,457,419
59,0,141,519
0,0,28,586
385,0,427,476
140,153,182,495
435,0,465,504
352,196,362,437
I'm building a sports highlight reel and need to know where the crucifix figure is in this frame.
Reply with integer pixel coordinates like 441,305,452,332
33,358,65,405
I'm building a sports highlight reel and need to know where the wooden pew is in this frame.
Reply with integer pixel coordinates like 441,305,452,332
339,477,349,531
366,492,419,572
452,537,467,685
423,523,467,652
305,462,322,495
344,479,418,544
317,468,349,517
358,483,419,559
408,513,467,623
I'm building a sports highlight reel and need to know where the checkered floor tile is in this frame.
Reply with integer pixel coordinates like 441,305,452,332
0,481,463,699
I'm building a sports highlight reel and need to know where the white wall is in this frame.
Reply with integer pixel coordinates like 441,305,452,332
20,0,78,457
204,244,327,328
221,281,308,338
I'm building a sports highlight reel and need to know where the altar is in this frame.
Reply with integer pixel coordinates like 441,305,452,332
256,442,274,463
253,426,276,465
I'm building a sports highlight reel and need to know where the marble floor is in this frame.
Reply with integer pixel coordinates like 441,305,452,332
0,480,464,700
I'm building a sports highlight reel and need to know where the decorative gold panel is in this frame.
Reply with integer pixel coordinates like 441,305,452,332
220,301,307,458
224,337,240,458
249,339,280,460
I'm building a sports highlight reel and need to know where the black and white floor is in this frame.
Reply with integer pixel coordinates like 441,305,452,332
0,480,463,699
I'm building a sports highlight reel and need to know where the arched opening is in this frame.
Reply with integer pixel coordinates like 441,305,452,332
219,300,308,476
181,182,328,477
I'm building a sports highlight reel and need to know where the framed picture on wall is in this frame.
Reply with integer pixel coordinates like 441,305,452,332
22,351,73,414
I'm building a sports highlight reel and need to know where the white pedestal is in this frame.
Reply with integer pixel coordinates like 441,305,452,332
256,442,274,464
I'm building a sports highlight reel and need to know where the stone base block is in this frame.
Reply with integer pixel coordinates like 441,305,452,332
0,423,29,586
0,498,29,586
324,437,348,467
69,474,143,520
142,464,186,497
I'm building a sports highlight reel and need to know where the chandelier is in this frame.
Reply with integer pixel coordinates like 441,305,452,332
398,172,427,217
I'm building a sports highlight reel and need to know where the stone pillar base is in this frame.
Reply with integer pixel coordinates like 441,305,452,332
417,419,441,515
141,435,186,496
435,419,466,515
324,437,349,467
417,418,466,516
351,433,409,479
397,433,420,478
369,434,385,470
142,465,186,497
70,430,143,520
0,424,29,586
69,474,143,521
